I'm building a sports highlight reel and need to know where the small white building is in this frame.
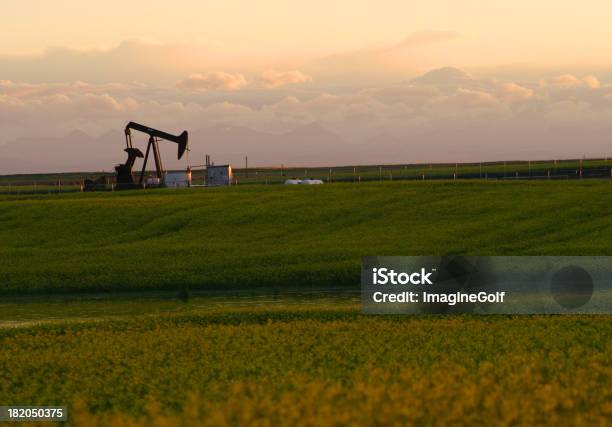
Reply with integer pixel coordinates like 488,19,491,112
164,170,192,188
207,165,232,186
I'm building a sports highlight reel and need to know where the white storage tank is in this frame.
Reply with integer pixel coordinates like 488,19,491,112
164,170,192,188
146,177,161,186
207,165,232,186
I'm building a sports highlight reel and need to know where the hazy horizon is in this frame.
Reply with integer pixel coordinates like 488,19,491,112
3,1,612,172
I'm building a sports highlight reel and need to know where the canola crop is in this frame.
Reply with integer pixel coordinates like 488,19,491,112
0,305,609,426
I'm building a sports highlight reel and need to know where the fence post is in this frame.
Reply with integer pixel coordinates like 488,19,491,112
379,166,382,182
528,160,531,176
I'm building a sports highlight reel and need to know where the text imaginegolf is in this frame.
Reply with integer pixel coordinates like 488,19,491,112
372,291,507,306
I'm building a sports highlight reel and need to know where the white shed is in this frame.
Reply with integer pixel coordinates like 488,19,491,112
164,170,192,188
207,165,232,186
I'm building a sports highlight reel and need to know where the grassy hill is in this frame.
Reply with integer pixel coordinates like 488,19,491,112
2,180,612,294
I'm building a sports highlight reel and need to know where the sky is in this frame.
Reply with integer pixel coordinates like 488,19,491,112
3,1,612,171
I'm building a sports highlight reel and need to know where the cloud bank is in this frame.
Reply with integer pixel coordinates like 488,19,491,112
4,66,612,172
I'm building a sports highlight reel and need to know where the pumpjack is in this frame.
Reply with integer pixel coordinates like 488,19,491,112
118,122,188,187
85,122,188,190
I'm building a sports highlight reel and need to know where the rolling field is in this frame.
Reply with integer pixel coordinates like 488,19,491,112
3,180,612,294
1,181,611,426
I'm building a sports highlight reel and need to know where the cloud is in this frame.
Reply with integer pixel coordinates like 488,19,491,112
0,80,138,99
0,39,256,85
543,74,583,88
307,32,461,84
261,70,312,88
392,30,460,50
498,82,534,102
411,67,475,88
177,72,248,91
583,75,601,89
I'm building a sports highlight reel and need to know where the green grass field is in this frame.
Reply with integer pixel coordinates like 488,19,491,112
1,181,611,426
2,180,612,294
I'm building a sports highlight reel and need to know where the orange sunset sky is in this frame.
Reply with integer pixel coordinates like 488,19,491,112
3,1,612,172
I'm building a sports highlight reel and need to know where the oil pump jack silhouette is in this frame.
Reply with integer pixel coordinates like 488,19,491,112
116,122,189,187
86,122,189,190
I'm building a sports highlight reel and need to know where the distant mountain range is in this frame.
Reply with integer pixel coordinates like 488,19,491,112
2,121,611,174
0,123,417,174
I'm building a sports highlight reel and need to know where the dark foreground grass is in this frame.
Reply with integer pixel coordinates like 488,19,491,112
0,306,609,426
3,180,612,293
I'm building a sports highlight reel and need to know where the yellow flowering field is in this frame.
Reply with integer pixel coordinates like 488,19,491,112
0,304,609,426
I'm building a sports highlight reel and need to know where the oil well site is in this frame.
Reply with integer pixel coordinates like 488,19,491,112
3,3,612,426
3,121,612,194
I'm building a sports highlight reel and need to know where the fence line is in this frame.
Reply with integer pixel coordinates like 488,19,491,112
2,158,612,194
